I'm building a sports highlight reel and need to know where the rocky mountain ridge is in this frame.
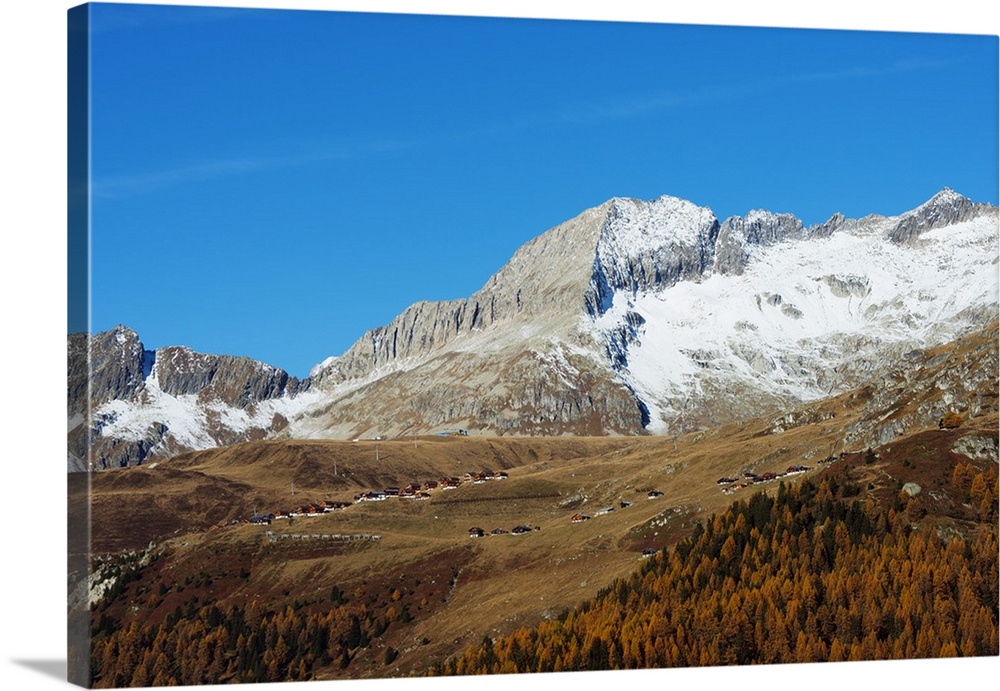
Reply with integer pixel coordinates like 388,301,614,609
303,187,996,437
313,188,994,385
70,188,998,470
67,326,314,470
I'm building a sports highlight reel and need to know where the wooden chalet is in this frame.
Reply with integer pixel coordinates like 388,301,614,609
440,477,461,489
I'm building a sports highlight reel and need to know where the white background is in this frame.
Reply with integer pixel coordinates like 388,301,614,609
0,1,997,690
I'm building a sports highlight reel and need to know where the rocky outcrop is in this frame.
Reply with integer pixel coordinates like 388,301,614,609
714,210,804,276
589,196,720,307
821,274,871,299
808,212,848,239
69,327,313,470
952,434,999,462
154,346,306,408
89,326,150,407
843,322,999,449
888,187,988,246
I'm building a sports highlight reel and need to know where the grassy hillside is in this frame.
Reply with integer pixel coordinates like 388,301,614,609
81,325,999,685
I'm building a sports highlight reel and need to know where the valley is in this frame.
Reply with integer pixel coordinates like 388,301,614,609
80,320,999,682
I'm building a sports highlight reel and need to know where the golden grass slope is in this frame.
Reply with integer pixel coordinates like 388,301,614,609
83,322,998,680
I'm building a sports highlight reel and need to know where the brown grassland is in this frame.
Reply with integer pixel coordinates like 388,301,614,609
77,325,999,685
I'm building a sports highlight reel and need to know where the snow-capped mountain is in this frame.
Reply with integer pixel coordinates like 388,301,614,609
71,188,998,470
302,188,997,439
591,192,997,433
67,326,321,470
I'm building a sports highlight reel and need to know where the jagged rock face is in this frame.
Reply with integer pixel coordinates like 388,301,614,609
809,212,847,239
68,327,314,470
586,196,720,314
714,210,804,275
312,204,608,389
154,346,304,408
888,188,985,246
89,325,150,407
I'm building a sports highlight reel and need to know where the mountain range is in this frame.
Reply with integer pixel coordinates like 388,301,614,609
67,188,998,470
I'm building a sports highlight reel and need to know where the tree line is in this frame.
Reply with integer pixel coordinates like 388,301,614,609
438,471,998,675
87,460,998,684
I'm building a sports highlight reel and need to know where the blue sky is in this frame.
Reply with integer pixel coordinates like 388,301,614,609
82,2,998,378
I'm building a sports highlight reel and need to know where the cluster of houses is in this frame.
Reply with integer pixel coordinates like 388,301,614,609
245,499,355,525
355,469,510,503
717,463,815,494
355,484,433,502
266,532,381,544
468,524,537,538
223,469,512,529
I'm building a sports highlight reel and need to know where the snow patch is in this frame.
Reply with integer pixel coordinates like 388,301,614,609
587,213,998,431
603,195,717,251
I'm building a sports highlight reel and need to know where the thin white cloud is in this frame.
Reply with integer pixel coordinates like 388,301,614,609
91,53,962,199
786,57,960,85
555,56,961,126
92,139,412,199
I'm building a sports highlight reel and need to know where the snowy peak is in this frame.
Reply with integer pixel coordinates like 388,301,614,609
587,188,998,434
888,188,986,246
603,195,718,251
586,196,720,315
